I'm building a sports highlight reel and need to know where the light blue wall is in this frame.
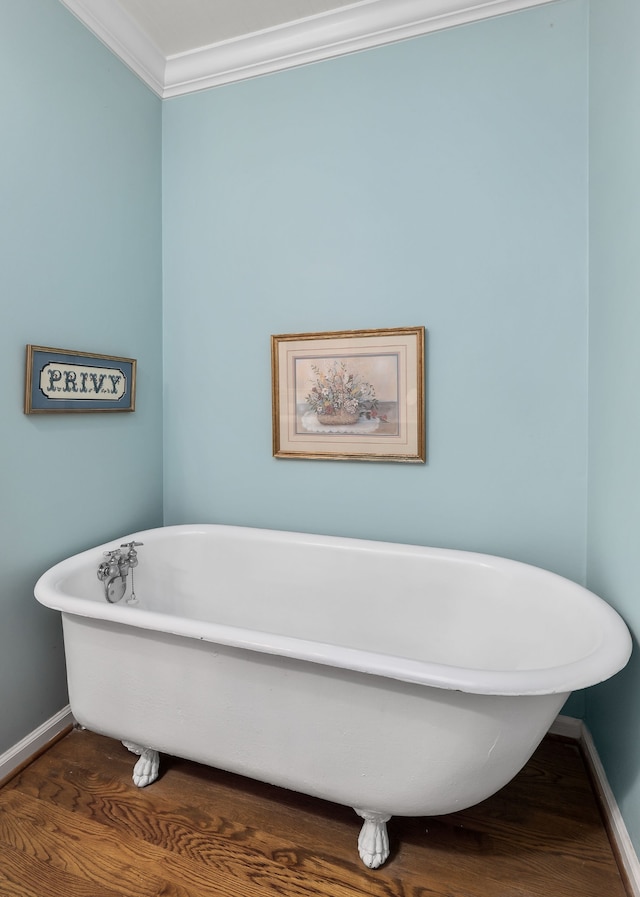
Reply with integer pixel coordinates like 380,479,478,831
0,0,163,753
587,0,640,850
163,2,588,585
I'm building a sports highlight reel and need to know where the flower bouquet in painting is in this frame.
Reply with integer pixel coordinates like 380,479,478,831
305,361,385,426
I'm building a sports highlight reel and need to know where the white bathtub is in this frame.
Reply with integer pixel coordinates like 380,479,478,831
35,524,631,868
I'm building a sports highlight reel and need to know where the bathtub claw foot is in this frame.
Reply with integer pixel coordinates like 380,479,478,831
354,809,391,869
122,741,160,787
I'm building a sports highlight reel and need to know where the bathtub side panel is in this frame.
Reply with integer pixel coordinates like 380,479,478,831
61,614,566,816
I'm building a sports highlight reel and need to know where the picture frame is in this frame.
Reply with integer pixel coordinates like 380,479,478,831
271,327,425,462
24,345,136,414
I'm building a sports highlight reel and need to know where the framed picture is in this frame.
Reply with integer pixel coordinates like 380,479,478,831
271,327,425,462
24,345,136,414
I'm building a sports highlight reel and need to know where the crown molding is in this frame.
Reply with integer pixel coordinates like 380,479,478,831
59,0,557,99
59,0,166,95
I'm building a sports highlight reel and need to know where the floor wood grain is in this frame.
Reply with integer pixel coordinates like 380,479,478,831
0,729,629,897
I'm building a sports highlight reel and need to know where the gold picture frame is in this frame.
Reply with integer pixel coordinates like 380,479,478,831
24,345,136,414
271,327,425,462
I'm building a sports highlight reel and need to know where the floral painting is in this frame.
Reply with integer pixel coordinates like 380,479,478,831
272,328,425,462
295,356,398,436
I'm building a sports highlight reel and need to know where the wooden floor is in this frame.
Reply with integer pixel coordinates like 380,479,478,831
0,728,629,897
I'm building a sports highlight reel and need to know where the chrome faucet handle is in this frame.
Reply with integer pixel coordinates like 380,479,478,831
100,548,120,575
121,540,143,567
98,549,120,580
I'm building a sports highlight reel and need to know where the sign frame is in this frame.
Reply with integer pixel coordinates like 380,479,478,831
24,345,136,414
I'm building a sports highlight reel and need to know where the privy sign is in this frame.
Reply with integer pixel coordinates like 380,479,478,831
25,346,136,413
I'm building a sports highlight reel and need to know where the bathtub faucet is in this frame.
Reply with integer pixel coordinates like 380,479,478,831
97,541,143,604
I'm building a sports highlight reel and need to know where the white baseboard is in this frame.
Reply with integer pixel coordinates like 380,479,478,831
549,713,584,741
551,714,640,897
0,705,74,783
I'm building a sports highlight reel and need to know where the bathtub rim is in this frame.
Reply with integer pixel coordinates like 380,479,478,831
34,523,633,699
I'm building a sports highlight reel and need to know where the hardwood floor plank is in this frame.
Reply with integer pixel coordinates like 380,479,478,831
0,728,630,897
0,790,168,897
1,776,368,897
9,735,374,881
0,840,125,897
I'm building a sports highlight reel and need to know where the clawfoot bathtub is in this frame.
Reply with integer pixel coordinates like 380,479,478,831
35,524,631,869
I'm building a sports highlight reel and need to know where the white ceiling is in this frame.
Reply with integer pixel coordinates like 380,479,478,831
59,0,555,98
114,0,359,57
